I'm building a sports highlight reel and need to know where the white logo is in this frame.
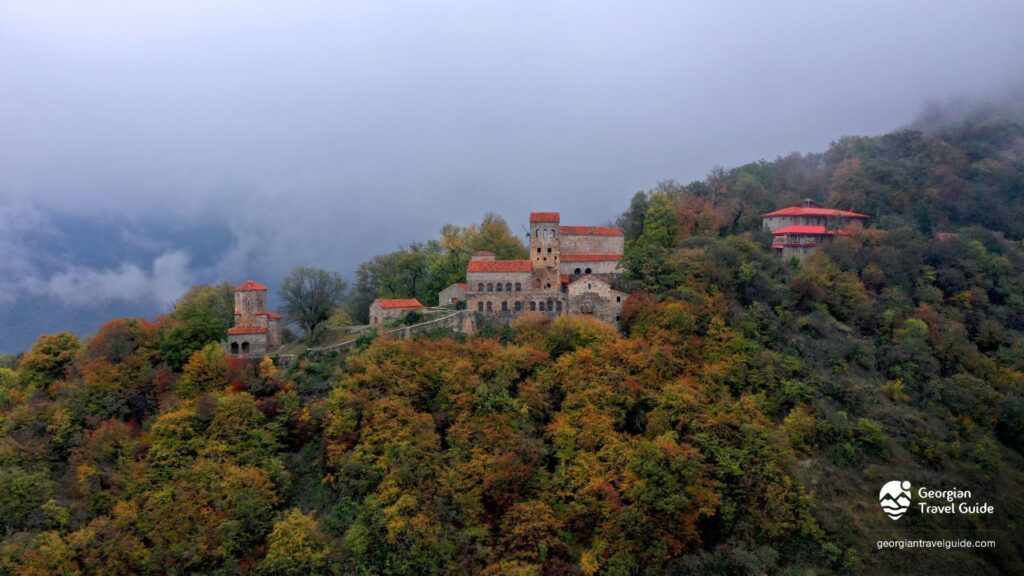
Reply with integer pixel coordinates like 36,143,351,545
880,480,912,520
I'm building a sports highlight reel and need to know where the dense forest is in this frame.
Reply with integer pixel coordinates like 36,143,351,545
1,105,1023,575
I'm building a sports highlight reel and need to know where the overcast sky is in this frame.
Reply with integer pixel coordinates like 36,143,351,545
2,1,1024,346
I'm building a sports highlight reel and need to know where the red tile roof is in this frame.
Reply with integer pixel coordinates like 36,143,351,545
530,212,560,223
235,280,268,291
561,274,570,285
466,259,533,273
228,326,268,335
375,298,425,309
266,312,283,319
561,254,623,261
761,207,868,219
560,225,624,237
771,225,850,236
456,282,468,290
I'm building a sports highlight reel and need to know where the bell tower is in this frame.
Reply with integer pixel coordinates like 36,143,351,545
529,212,561,291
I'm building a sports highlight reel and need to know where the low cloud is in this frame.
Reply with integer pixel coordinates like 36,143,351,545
0,200,52,304
1,197,196,309
24,251,193,309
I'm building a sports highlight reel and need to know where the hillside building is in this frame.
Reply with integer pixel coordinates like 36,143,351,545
226,280,282,358
438,282,467,305
369,298,425,325
461,212,628,327
762,199,868,259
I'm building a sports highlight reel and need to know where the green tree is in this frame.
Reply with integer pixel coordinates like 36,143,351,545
159,282,234,370
616,191,649,242
257,509,334,575
623,193,679,292
278,267,348,338
0,467,55,533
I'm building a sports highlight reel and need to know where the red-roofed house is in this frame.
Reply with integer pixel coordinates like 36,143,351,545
764,199,865,259
762,199,867,233
226,280,282,357
369,298,425,325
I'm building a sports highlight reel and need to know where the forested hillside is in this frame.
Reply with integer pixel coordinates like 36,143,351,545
1,108,1023,575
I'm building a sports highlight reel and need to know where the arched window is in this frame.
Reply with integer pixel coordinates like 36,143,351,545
547,247,552,253
487,283,494,292
514,282,521,292
241,341,250,354
585,267,592,274
230,342,239,354
574,268,581,274
538,301,545,311
515,301,522,311
616,296,621,302
486,301,493,312
501,301,508,312
496,282,503,292
537,247,541,253
587,283,592,289
477,283,484,292
477,301,484,312
556,301,562,312
530,301,536,311
505,282,512,292
535,278,541,288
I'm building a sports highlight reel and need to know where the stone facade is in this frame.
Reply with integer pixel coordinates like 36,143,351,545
459,211,628,328
438,282,467,305
369,298,425,325
227,280,282,358
566,275,628,325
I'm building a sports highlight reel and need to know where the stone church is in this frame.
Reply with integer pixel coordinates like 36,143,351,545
226,280,283,357
462,212,629,326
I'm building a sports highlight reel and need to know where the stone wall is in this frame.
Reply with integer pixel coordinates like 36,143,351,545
235,289,267,318
466,271,532,295
438,283,466,304
227,332,269,358
567,276,626,325
560,233,624,256
561,258,620,275
267,317,282,348
468,292,566,316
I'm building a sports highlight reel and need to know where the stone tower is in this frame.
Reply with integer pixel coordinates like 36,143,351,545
234,280,267,327
226,280,282,357
529,212,562,291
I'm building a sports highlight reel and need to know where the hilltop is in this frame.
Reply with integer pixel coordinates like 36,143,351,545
1,105,1023,575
